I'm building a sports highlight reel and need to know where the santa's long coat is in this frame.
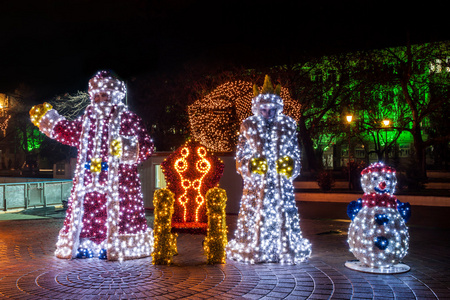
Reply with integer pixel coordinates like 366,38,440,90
39,103,153,261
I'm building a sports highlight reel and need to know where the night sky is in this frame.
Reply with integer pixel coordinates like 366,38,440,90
1,0,449,101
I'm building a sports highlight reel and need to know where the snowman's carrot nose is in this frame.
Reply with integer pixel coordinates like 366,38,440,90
379,181,387,189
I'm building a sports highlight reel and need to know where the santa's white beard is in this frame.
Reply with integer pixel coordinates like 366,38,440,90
90,102,115,119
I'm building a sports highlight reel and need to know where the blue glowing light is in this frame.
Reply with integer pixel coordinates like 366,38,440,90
396,200,411,222
374,236,389,250
98,249,107,259
76,247,94,258
375,214,390,226
347,198,363,220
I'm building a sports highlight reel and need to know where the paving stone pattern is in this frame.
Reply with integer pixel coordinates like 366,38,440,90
0,215,449,299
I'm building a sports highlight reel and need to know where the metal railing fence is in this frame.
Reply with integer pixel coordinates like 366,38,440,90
1,180,72,211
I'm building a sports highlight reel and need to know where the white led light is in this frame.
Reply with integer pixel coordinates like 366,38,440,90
348,162,409,268
33,71,154,261
227,78,311,264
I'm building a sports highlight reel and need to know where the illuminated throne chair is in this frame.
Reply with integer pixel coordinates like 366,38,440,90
161,139,224,233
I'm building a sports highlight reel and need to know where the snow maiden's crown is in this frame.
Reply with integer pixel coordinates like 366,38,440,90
88,70,126,104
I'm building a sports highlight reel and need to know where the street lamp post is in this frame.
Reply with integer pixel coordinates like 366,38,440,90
382,119,390,163
346,115,353,190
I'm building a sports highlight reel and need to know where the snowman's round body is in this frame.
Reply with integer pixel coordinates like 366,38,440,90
347,162,410,268
348,206,409,268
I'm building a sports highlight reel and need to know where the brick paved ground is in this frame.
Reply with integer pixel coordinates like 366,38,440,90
1,205,450,299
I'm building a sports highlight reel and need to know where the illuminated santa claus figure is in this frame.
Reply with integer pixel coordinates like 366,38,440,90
29,70,154,261
227,76,311,264
347,162,411,272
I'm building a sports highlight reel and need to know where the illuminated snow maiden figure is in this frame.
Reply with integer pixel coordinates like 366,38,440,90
346,162,411,273
29,71,154,261
227,76,311,264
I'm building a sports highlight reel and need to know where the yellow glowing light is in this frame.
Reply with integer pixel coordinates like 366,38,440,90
204,187,228,264
29,102,53,127
346,115,353,123
250,157,268,175
382,119,390,127
110,139,122,157
152,188,178,265
174,146,211,222
90,157,102,173
188,81,301,152
0,114,11,136
276,156,294,178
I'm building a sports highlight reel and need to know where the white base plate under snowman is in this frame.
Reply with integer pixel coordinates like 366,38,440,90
345,260,410,274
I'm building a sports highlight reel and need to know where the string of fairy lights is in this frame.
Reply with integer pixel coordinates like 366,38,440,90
152,188,178,265
160,139,224,231
204,187,228,264
227,76,311,264
151,141,227,264
30,71,154,261
347,162,410,270
27,72,412,272
188,80,301,152
0,114,11,136
174,145,211,223
0,94,12,136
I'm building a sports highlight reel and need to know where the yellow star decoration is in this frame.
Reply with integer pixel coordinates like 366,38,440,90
250,157,268,175
110,139,122,157
90,157,102,173
276,155,294,178
29,102,53,127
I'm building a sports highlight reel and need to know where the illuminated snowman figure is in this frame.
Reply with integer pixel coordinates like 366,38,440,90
346,162,411,273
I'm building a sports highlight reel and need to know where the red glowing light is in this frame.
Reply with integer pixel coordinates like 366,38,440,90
161,140,224,231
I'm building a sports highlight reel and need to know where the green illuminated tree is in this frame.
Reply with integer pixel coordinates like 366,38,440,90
7,88,45,156
270,53,361,172
4,84,76,170
277,41,450,177
359,41,450,179
352,82,408,162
